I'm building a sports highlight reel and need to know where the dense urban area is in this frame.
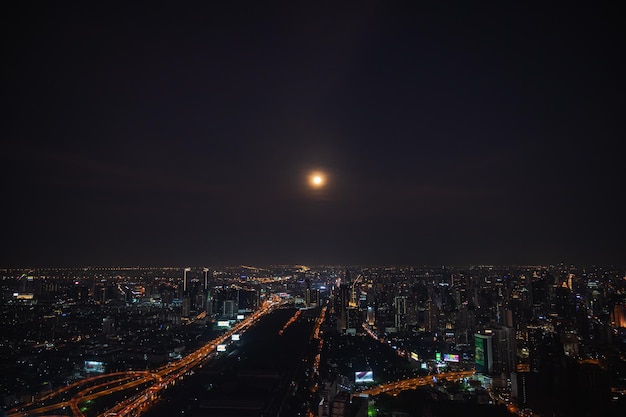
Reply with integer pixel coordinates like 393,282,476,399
1,264,626,417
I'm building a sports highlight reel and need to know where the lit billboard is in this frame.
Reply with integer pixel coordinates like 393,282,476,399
13,293,34,300
217,344,227,352
443,354,460,363
232,334,240,341
474,334,493,373
84,360,105,373
217,320,230,327
237,314,245,320
355,371,374,383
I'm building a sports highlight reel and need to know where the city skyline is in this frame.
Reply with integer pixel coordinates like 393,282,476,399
2,2,623,267
2,263,625,416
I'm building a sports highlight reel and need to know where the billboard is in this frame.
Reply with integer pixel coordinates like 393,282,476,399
474,334,493,373
237,314,245,320
217,344,227,352
13,293,34,300
232,334,240,341
217,320,230,327
355,371,374,383
443,354,460,363
84,360,105,373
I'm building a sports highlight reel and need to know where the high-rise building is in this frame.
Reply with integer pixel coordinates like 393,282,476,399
222,300,235,318
346,307,361,335
394,296,407,330
318,380,338,417
182,296,191,318
102,317,114,335
305,278,312,307
474,333,494,374
330,391,350,417
511,371,538,409
492,325,517,376
612,303,626,328
336,284,350,333
183,267,191,292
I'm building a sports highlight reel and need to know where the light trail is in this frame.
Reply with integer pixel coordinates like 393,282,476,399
8,298,284,417
278,309,301,335
358,370,476,396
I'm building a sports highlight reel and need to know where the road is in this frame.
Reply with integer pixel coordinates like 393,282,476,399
8,298,283,417
358,370,476,396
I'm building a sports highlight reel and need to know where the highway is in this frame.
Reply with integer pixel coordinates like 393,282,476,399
357,370,476,396
8,297,283,417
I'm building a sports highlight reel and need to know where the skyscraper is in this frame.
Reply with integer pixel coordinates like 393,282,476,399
475,333,494,374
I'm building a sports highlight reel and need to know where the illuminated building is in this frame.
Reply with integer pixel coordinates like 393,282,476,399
183,267,191,292
335,284,350,333
305,278,312,307
612,303,626,328
394,295,407,330
366,305,375,326
346,307,361,335
474,333,494,374
492,325,517,375
511,371,538,409
526,323,543,372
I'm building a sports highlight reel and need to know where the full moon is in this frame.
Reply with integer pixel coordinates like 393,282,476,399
308,172,326,188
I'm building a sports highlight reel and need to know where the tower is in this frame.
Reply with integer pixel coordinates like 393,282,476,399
305,278,312,307
203,268,210,291
183,267,191,292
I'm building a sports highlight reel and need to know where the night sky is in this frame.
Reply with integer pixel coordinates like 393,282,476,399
2,2,624,267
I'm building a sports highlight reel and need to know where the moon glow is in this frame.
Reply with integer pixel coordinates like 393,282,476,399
308,172,326,189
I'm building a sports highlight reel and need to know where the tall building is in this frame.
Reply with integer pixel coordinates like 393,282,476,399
330,391,350,417
425,298,437,332
526,323,543,372
336,284,350,333
475,326,516,377
318,380,338,417
102,317,114,335
222,299,235,318
394,295,407,330
182,295,191,318
492,325,517,376
183,267,191,292
474,333,494,374
511,371,538,409
346,307,361,335
305,278,312,307
613,303,626,328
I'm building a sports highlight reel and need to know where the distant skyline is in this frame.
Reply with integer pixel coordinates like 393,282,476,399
2,2,624,267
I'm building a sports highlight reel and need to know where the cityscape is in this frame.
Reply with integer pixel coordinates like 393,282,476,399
3,2,624,417
1,264,625,416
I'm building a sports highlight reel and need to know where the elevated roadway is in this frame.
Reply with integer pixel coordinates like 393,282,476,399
358,370,476,396
8,298,283,417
